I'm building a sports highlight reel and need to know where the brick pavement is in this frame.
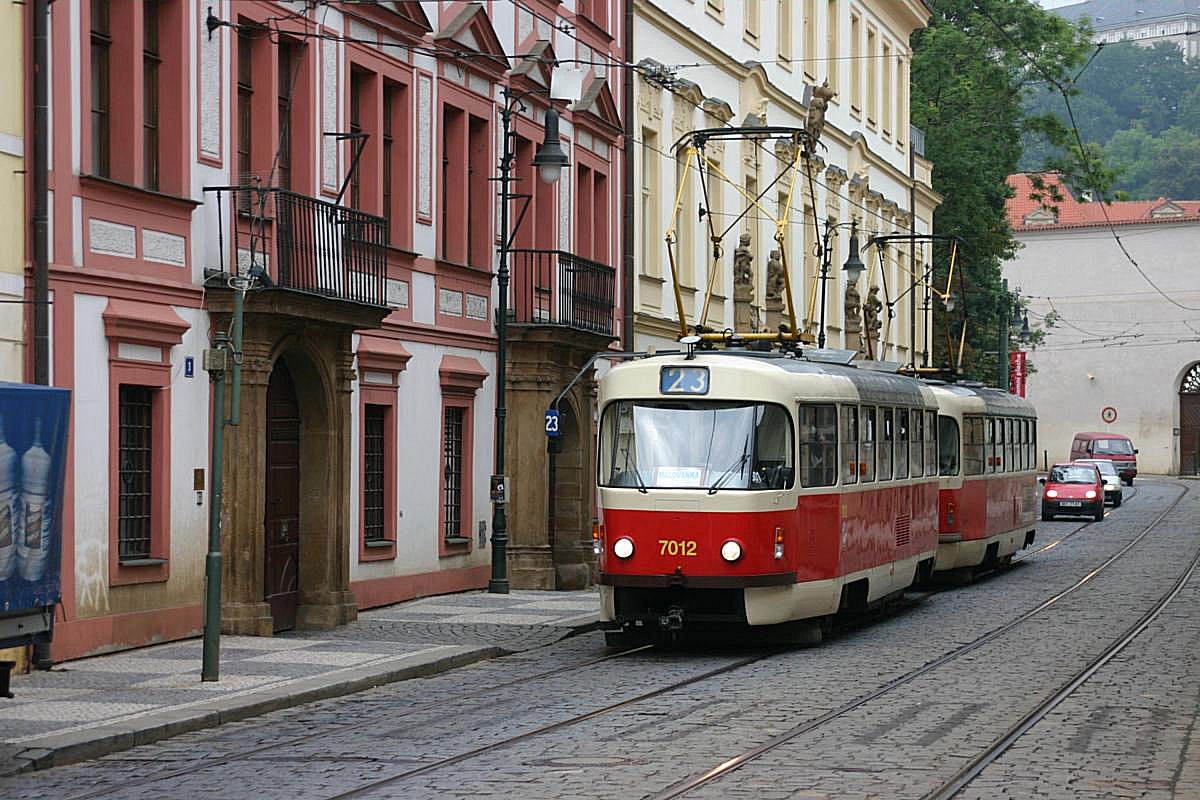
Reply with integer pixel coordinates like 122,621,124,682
3,485,1200,799
0,589,598,777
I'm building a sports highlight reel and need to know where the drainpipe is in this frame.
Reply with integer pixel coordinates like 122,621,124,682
32,0,49,385
29,0,51,671
621,0,634,348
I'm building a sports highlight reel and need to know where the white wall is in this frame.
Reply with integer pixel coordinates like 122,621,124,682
1004,221,1200,474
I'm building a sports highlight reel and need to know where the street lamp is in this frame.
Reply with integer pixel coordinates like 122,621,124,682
490,89,568,595
815,219,865,349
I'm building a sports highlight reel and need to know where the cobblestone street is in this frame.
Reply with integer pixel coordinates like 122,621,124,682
2,480,1198,799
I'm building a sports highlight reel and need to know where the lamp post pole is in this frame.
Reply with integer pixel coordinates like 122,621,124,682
489,88,569,594
817,220,865,349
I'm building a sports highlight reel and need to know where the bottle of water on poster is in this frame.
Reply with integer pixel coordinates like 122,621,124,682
0,413,16,580
17,418,52,583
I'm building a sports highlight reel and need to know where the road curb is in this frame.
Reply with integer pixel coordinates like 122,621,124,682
0,644,505,778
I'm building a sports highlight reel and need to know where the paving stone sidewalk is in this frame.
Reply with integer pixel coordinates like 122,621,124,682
0,589,599,776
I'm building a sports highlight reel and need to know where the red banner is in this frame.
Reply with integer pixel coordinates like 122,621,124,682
1010,351,1027,397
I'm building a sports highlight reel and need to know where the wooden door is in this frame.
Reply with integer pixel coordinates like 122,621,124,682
1181,393,1200,475
265,364,301,632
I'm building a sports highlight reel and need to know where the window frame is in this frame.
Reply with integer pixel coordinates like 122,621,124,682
878,406,894,481
108,364,172,587
860,405,877,483
841,404,859,485
895,408,910,480
938,415,961,477
437,356,487,557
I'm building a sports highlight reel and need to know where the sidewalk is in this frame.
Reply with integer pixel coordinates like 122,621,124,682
0,589,599,776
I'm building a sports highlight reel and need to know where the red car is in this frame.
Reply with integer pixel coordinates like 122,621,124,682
1040,463,1104,522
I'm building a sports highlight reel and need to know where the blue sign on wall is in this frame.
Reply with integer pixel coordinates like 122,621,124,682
0,383,71,620
545,409,561,438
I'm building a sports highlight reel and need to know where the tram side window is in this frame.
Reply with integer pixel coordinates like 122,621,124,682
911,409,924,477
841,405,859,485
878,407,894,481
1017,419,1026,470
986,418,996,473
963,415,985,475
753,404,796,489
1032,419,1039,470
925,410,937,476
939,415,960,476
895,409,909,479
860,406,877,482
1027,419,1036,470
1006,419,1015,473
798,404,838,488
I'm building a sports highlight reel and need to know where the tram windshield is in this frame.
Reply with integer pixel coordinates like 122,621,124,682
599,400,794,491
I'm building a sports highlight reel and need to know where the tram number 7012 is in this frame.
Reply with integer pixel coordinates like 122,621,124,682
658,539,698,556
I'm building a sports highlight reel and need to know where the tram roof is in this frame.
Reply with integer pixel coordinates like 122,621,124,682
927,382,1037,418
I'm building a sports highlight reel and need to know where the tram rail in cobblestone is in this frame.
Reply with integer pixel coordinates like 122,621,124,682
60,644,656,800
643,481,1189,800
922,494,1200,799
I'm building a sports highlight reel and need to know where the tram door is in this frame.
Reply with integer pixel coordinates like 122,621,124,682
1181,364,1200,475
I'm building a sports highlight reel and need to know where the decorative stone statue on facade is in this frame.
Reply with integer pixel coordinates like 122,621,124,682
863,285,883,358
843,280,862,354
733,233,755,332
765,249,785,331
806,80,837,147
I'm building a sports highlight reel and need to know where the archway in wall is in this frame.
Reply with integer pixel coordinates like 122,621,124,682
1181,363,1200,475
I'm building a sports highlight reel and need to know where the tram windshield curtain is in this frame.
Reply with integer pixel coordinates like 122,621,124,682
598,401,794,490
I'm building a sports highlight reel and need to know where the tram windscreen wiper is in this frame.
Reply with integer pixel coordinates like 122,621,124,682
708,438,751,495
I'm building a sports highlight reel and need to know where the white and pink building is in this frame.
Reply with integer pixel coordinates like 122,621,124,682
29,0,625,662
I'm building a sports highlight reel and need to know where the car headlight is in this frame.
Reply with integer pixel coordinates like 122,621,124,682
613,537,635,559
720,540,742,562
1085,490,1097,499
1046,489,1058,498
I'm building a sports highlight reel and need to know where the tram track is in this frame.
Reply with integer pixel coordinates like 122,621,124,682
60,643,657,800
643,480,1190,799
53,484,1160,800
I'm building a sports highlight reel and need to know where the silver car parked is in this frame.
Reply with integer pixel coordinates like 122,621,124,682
1075,459,1123,507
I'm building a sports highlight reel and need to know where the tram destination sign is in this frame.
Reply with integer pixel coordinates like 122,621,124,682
660,366,709,395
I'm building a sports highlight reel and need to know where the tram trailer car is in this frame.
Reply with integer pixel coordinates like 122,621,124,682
595,350,942,643
928,384,1039,578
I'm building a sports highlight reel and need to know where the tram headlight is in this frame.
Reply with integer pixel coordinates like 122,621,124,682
1085,490,1097,499
613,537,635,559
720,540,742,562
1045,489,1058,498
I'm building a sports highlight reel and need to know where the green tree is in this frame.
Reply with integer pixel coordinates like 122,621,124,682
911,0,1095,382
1106,125,1200,200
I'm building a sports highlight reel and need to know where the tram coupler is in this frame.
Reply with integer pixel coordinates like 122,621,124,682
658,606,685,631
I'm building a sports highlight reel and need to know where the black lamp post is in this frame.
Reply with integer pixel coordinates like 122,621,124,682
816,219,865,349
490,88,569,595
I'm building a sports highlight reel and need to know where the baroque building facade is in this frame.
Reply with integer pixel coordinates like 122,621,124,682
28,0,623,662
632,0,940,363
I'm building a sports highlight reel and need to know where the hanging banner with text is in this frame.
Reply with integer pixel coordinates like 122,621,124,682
1010,351,1027,397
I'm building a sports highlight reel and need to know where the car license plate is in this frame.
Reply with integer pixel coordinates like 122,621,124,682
1060,501,1082,507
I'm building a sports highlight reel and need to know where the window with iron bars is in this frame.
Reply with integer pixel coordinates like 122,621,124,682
118,386,154,561
442,406,464,539
363,404,387,543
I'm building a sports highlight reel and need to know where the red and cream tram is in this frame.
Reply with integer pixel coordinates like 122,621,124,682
595,349,943,644
928,383,1038,577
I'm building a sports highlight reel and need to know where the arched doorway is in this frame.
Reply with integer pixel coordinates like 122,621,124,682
265,363,301,631
1181,363,1200,475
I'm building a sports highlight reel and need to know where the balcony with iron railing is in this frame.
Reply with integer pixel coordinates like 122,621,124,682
206,185,388,308
509,249,617,337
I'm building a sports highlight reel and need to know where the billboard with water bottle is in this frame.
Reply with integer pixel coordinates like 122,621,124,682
0,383,71,646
